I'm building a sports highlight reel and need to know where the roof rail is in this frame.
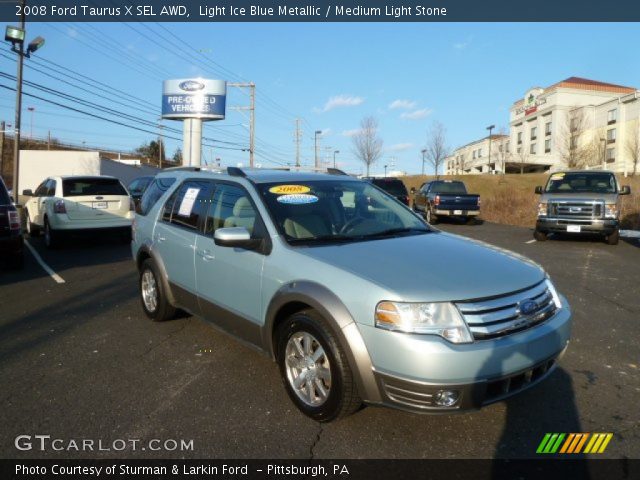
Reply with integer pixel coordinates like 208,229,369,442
326,168,348,176
163,166,201,172
227,166,247,177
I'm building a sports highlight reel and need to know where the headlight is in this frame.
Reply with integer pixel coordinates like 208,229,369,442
537,202,548,216
604,204,618,218
375,301,473,344
544,278,562,309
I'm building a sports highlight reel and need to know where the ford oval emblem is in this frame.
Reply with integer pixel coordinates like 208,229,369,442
179,81,205,92
518,299,538,316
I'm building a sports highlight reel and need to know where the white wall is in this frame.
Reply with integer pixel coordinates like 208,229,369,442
19,150,101,192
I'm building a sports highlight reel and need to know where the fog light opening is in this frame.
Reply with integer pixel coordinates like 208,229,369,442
434,389,460,407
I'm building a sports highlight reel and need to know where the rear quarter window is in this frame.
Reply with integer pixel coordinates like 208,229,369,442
63,178,128,197
138,177,176,216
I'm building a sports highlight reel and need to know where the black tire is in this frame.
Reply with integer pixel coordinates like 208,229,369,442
24,209,39,237
43,218,58,248
425,208,438,225
139,258,176,321
533,229,547,241
605,229,619,245
276,310,362,422
465,216,477,225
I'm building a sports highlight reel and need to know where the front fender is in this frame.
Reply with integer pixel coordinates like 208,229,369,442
135,242,177,306
264,281,381,403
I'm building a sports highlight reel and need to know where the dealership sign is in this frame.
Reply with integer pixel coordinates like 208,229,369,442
161,78,226,120
516,88,547,116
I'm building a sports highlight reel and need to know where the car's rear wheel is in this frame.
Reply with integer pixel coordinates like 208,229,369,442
276,310,361,422
533,229,547,241
139,258,176,321
425,208,438,224
465,216,477,225
43,218,58,248
605,229,619,245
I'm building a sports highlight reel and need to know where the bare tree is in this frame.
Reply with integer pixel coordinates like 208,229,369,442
351,116,383,177
626,121,640,176
515,146,529,174
492,131,511,174
559,108,596,168
425,121,448,178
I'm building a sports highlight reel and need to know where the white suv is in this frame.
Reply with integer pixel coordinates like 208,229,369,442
24,175,133,248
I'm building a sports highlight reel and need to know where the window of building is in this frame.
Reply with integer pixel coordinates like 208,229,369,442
545,139,551,153
607,128,616,143
472,150,476,159
506,141,510,153
478,148,483,157
517,132,523,144
545,122,552,136
530,143,536,155
530,127,537,140
606,147,615,163
570,117,578,132
607,109,617,125
517,147,522,154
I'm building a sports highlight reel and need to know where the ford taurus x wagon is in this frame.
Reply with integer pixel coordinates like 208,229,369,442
132,167,572,422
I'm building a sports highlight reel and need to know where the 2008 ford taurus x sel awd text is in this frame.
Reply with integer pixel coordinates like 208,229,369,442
131,167,572,422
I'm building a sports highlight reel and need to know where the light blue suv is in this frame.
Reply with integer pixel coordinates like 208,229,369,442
132,167,572,422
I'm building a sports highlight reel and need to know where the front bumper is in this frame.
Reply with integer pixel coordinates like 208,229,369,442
357,295,572,413
536,217,618,235
435,209,479,217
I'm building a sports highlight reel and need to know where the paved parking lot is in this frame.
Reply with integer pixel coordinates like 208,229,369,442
0,222,638,459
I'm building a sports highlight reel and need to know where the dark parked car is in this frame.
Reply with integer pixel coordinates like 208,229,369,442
0,177,24,269
365,177,409,205
128,176,155,210
412,180,480,224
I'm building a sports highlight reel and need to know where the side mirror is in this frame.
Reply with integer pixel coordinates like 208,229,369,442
214,227,260,249
22,189,33,196
620,185,631,195
534,186,543,194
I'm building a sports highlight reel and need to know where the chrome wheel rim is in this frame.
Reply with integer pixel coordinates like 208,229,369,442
285,331,332,407
426,210,431,223
25,212,31,234
141,270,158,313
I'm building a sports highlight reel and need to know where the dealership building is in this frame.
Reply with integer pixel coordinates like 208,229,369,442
446,77,640,175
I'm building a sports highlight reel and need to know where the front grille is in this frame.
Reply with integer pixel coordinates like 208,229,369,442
456,281,557,340
484,357,557,404
549,201,603,219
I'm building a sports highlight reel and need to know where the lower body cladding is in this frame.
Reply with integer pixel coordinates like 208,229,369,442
435,208,480,217
536,217,618,235
356,297,571,413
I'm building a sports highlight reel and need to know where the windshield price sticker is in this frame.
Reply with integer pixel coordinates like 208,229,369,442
277,194,319,205
177,188,200,216
269,185,311,195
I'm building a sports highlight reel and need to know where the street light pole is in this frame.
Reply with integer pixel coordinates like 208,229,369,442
314,130,322,170
27,106,34,140
486,124,495,174
421,148,426,176
384,164,388,177
11,6,26,204
333,150,339,168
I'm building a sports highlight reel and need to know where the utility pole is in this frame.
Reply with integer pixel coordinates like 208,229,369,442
11,3,26,203
314,130,322,170
294,118,302,168
486,124,495,174
47,130,50,150
0,121,5,176
158,122,164,168
228,82,255,167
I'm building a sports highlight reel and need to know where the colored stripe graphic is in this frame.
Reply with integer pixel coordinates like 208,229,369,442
538,433,613,454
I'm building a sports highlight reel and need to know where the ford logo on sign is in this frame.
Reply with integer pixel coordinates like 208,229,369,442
179,81,205,92
518,299,538,316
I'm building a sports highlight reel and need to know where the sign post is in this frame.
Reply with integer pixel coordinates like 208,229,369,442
162,78,226,167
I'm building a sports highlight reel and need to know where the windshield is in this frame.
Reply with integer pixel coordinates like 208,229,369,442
257,179,430,245
431,181,467,194
544,172,617,194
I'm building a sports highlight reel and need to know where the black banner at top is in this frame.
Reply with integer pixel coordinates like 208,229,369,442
0,0,639,22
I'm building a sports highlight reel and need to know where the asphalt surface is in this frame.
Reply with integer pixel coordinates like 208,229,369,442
0,222,638,460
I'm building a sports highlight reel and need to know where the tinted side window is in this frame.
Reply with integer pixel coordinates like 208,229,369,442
139,177,176,216
166,180,215,230
34,181,48,197
46,180,56,197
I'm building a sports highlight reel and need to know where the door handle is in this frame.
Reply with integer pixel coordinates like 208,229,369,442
197,249,214,261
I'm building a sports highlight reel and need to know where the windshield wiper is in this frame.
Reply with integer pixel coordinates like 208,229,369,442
361,227,431,239
288,234,361,245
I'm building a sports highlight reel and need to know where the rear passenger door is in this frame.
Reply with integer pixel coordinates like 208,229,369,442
153,179,215,311
194,182,265,346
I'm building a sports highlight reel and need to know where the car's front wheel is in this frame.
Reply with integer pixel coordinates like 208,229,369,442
533,229,547,241
276,310,361,422
605,229,620,245
139,259,176,321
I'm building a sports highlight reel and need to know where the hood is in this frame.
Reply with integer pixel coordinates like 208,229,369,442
297,232,545,302
540,192,619,203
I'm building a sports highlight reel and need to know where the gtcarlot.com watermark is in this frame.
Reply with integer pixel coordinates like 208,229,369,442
15,434,194,452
